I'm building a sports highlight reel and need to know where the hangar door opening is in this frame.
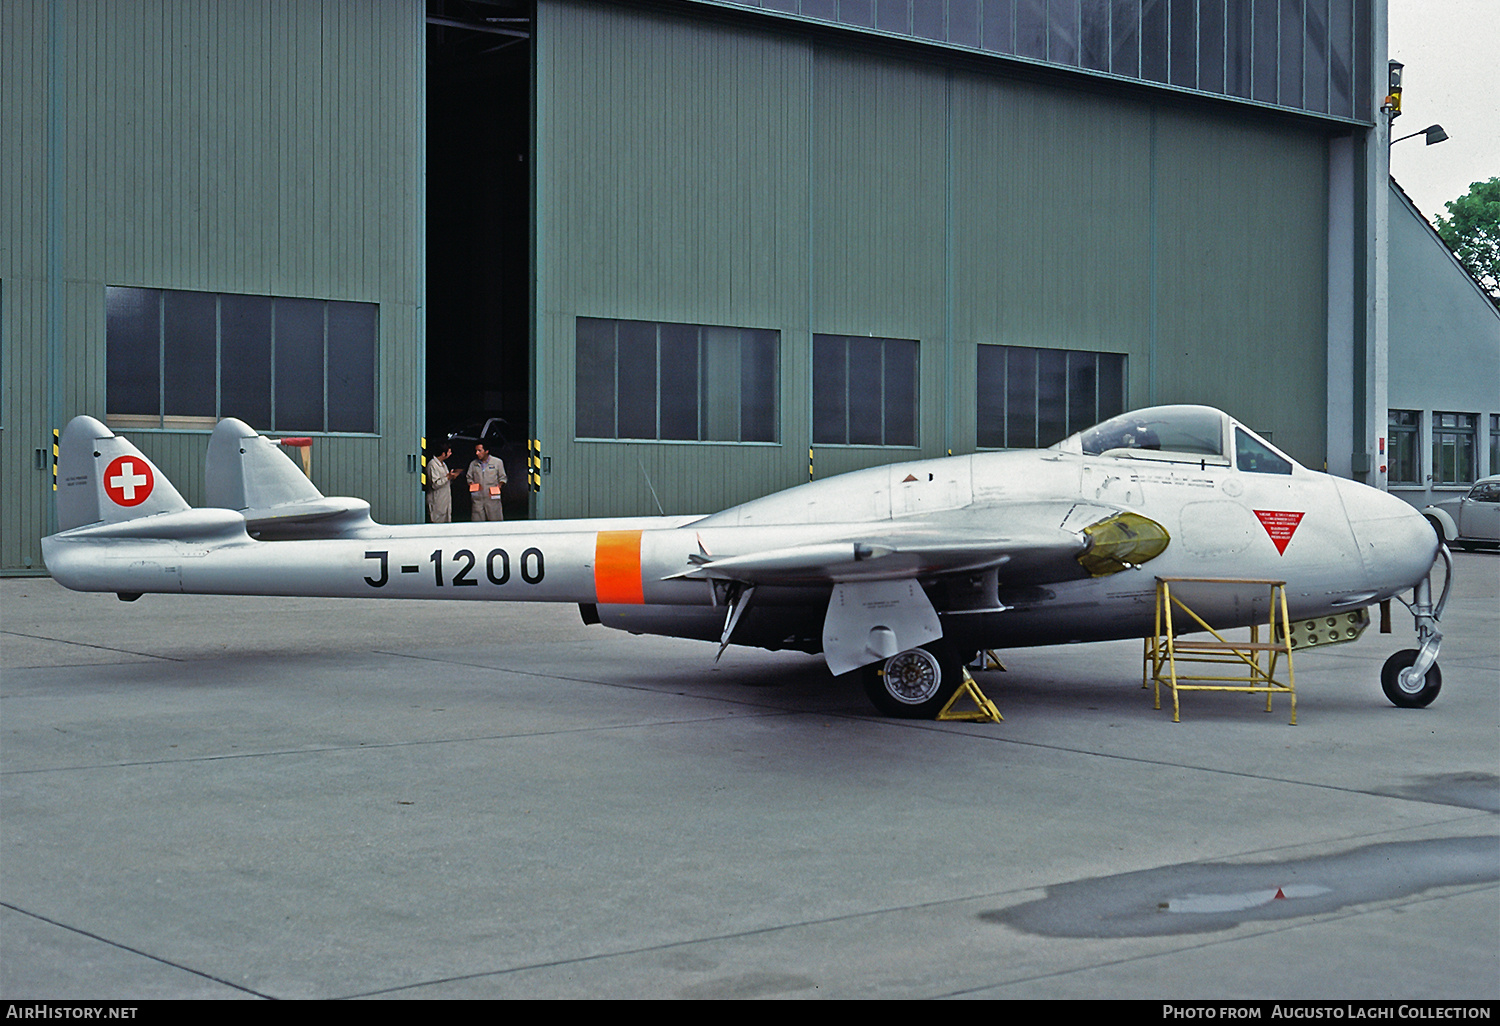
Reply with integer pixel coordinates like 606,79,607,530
427,1,533,520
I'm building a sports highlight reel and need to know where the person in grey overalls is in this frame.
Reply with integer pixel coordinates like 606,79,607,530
426,443,459,523
467,443,507,521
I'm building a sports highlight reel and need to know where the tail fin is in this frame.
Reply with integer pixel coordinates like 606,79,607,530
205,418,325,510
205,418,374,539
55,416,191,532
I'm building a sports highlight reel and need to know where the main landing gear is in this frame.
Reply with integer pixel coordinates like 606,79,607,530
1380,545,1452,709
860,640,974,719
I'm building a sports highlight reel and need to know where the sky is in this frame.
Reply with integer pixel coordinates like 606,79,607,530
1386,0,1500,225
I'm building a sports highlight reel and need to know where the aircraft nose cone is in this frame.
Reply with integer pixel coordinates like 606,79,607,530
1335,478,1439,593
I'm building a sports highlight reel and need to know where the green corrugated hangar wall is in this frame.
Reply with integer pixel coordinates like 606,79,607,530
0,0,425,573
535,0,1329,520
2,0,1334,570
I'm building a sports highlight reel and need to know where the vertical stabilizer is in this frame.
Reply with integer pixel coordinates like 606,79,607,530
205,418,324,511
55,416,191,531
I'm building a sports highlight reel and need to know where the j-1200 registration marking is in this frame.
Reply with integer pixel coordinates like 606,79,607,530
362,548,546,589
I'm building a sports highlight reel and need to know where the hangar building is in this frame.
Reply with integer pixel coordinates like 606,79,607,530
1385,181,1500,512
2,0,1400,572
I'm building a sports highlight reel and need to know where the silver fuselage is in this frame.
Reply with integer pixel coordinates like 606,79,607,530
43,445,1438,657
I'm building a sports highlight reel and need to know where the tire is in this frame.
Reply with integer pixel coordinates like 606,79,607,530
862,641,963,719
1380,649,1442,708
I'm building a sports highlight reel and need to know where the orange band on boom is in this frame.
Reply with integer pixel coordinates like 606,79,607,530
594,530,645,604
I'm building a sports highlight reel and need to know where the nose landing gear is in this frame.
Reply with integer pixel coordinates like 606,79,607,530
1381,545,1452,709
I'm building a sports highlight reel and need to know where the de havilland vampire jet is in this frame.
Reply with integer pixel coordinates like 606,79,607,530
42,406,1452,717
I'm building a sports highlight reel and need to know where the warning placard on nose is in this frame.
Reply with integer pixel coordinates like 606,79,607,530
1254,509,1305,554
103,456,154,507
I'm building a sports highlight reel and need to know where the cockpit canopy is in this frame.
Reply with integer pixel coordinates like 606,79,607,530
1052,405,1299,475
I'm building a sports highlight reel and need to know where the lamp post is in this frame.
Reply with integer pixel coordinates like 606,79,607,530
1391,124,1449,146
1384,61,1450,150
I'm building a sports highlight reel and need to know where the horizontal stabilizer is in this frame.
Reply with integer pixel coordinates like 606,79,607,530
239,498,375,541
55,416,192,532
48,507,249,543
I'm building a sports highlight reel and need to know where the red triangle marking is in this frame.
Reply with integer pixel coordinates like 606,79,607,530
1273,887,1287,900
1254,510,1305,555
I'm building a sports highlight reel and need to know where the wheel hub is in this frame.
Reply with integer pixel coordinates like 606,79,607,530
883,649,941,704
1396,668,1428,694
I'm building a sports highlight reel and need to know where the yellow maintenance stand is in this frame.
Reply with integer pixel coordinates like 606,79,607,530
1144,577,1297,724
937,666,1003,723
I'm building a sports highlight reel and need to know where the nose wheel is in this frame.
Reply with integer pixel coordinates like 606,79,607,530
1382,545,1451,709
1380,649,1442,708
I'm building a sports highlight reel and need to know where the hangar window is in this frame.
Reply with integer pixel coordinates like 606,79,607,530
812,334,918,447
976,345,1126,449
1491,415,1499,479
106,286,377,434
1432,412,1477,486
740,0,1363,120
576,318,778,443
1388,410,1421,485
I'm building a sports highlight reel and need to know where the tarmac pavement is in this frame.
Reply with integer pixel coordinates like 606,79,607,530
1,553,1496,1000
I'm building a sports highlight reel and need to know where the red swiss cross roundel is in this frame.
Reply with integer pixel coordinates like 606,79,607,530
103,456,154,507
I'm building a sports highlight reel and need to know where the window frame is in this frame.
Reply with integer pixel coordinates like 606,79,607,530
105,286,379,436
1387,409,1421,486
1431,411,1478,488
1235,426,1293,475
811,333,920,448
742,0,1364,123
574,317,781,445
1489,413,1499,480
976,343,1127,450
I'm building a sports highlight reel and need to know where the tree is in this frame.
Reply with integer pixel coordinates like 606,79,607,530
1435,177,1500,308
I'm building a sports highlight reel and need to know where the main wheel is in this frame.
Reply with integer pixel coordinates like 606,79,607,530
1380,649,1442,708
862,642,963,719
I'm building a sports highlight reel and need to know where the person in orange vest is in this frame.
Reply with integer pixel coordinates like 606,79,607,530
467,442,507,521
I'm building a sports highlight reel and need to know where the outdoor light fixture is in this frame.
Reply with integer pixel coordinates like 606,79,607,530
1383,60,1404,119
1392,124,1450,146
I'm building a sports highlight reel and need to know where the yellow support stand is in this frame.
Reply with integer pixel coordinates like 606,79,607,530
1144,577,1297,725
938,666,1003,722
967,649,1008,672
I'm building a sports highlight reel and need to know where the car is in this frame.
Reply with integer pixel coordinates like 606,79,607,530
1424,475,1500,550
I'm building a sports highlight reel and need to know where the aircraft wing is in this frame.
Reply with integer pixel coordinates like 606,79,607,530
666,522,1089,586
664,503,1170,676
667,501,1164,588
